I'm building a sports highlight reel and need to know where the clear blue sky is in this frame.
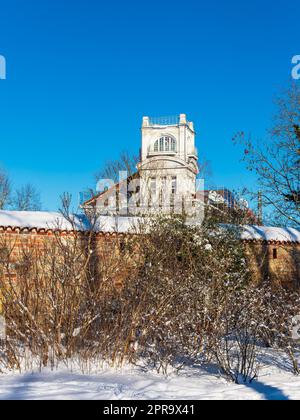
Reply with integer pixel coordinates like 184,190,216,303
0,0,299,211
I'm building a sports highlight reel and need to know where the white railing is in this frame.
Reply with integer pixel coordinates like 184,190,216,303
149,115,180,126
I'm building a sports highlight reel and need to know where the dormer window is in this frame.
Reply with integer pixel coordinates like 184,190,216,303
154,136,176,153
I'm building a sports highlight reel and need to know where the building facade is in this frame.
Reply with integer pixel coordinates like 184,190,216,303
85,114,200,216
138,114,199,213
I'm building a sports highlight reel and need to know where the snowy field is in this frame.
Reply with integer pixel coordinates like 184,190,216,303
1,362,300,400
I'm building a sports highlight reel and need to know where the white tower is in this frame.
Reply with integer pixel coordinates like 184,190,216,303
138,114,198,213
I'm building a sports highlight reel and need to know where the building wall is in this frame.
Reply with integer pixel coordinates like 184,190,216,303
139,114,199,213
85,114,199,216
141,114,196,162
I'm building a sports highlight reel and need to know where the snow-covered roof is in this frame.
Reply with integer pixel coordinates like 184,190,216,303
240,225,300,243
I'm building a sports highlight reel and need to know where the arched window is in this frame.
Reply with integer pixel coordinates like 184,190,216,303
170,137,176,151
153,136,177,153
160,137,164,151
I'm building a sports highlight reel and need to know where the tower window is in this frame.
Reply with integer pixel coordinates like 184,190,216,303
159,137,164,151
154,136,177,153
171,176,177,195
150,178,156,194
161,177,167,193
273,248,278,260
171,138,176,151
159,177,167,207
149,177,156,207
165,137,170,151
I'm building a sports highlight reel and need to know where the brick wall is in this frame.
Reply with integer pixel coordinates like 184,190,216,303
0,227,299,291
0,227,136,288
244,241,300,288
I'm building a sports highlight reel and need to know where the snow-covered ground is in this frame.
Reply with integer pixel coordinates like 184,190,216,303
1,363,300,400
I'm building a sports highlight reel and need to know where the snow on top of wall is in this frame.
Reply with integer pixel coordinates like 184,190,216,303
0,211,299,241
0,211,145,234
94,216,147,233
0,211,87,231
240,225,300,243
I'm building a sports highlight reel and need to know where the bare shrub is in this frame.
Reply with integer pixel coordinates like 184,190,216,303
109,217,254,375
209,283,264,383
258,285,300,375
0,210,299,381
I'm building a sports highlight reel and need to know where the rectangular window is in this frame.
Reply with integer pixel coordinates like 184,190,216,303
273,248,278,259
171,176,177,195
149,178,156,207
170,177,177,212
159,177,166,207
161,177,167,194
150,178,156,195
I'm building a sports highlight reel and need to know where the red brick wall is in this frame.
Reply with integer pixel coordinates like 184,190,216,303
0,227,299,288
0,227,140,293
244,241,300,288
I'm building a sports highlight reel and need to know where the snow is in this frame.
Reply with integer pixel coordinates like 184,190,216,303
0,210,299,241
240,225,300,243
0,363,300,400
94,216,147,233
0,211,145,234
0,211,87,231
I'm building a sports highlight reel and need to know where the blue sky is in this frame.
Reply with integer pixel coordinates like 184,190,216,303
0,0,299,211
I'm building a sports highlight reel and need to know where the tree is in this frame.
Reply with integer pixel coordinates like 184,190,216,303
284,124,300,205
234,85,300,227
13,184,41,211
0,168,11,209
95,151,139,184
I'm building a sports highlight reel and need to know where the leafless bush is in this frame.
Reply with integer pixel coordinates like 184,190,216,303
209,283,264,383
109,217,255,375
258,285,300,375
0,212,299,381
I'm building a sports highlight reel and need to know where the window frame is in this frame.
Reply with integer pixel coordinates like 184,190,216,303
153,136,177,153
